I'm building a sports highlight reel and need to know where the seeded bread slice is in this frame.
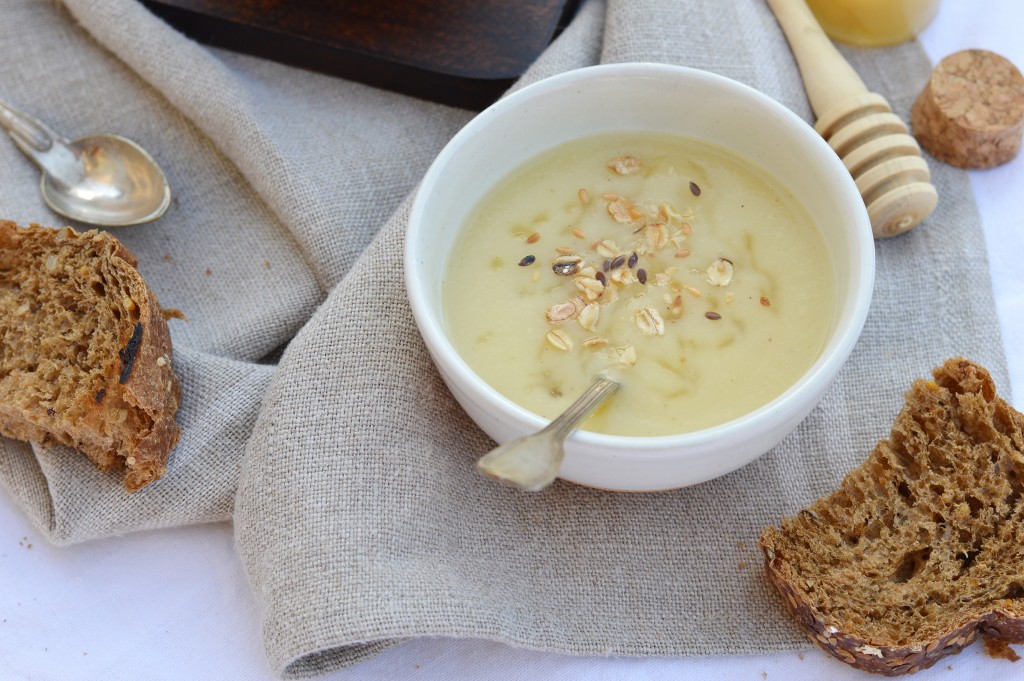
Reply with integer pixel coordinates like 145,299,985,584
760,358,1024,675
0,220,181,491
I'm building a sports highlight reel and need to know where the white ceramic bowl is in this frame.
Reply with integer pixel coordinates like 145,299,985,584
405,63,874,491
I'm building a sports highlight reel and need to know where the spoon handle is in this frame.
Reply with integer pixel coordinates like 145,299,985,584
542,374,619,441
0,97,82,187
0,98,58,152
476,375,619,491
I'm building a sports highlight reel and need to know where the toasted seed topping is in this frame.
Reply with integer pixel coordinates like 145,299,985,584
659,202,683,223
614,345,637,366
552,254,583,276
667,292,685,319
609,267,635,286
601,284,619,305
760,296,772,307
575,276,605,301
518,153,757,369
645,222,669,250
578,303,600,331
594,239,620,258
635,306,665,335
545,329,573,351
546,300,579,322
607,197,639,224
602,264,626,282
608,156,641,175
706,258,734,286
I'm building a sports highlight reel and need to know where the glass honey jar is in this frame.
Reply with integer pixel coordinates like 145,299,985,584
804,0,941,47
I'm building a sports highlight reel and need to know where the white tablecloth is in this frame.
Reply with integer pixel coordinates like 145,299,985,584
2,1,1021,678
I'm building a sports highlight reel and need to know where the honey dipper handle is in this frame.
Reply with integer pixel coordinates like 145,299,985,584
765,0,869,117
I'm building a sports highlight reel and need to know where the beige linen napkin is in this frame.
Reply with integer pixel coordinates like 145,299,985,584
0,0,1009,677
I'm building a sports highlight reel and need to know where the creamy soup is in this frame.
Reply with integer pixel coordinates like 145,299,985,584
443,132,834,436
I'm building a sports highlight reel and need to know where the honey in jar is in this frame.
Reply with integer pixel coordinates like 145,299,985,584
805,0,940,47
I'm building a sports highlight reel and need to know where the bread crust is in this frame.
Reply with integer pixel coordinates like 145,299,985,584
761,535,1024,674
0,220,181,491
759,358,1024,674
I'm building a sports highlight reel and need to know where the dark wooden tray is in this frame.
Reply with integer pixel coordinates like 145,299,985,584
140,0,580,110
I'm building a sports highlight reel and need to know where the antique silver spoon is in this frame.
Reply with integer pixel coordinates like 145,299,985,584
0,98,170,226
476,375,619,491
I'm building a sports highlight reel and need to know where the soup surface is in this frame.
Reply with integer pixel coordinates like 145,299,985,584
443,132,834,436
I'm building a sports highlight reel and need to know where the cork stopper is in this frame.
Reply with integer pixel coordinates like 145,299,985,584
912,49,1024,169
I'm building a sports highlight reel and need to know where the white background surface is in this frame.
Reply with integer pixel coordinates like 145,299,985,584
1,1,1022,679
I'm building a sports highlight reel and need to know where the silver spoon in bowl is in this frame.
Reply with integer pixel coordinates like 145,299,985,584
476,374,619,491
0,98,170,226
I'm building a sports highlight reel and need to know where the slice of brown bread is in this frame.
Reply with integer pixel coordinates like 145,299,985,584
760,358,1024,675
0,220,181,491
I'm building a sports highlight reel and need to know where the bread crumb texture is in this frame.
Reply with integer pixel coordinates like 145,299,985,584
0,221,181,491
760,358,1024,675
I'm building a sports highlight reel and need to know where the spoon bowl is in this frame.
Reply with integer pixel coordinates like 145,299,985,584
1,97,171,226
476,375,619,491
40,134,171,227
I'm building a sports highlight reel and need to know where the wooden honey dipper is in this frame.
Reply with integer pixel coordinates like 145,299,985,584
766,0,938,238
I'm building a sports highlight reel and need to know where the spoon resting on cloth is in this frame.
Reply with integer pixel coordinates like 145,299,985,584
0,97,171,227
476,375,619,491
